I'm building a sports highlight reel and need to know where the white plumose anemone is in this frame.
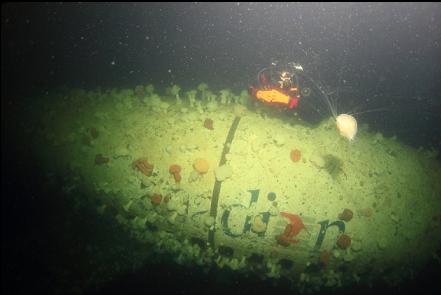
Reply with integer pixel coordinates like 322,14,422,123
336,114,358,141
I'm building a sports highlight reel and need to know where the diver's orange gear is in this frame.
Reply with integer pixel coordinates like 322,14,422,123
253,87,300,109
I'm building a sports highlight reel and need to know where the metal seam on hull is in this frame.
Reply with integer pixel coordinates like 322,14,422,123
208,116,241,246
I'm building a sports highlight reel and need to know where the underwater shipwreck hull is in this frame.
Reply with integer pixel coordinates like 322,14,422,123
33,90,441,289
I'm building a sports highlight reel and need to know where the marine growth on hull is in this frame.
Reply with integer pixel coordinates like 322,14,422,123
26,83,441,293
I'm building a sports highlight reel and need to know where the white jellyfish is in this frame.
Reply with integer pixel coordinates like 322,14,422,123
324,94,358,141
336,114,357,141
307,77,358,141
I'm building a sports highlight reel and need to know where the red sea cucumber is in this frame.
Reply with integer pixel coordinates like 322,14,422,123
337,234,351,249
151,193,162,205
338,209,354,222
132,158,154,176
169,164,182,183
204,118,214,130
290,149,301,162
95,154,109,165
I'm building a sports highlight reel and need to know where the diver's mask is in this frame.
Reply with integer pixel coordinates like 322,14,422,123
280,71,292,82
278,71,294,88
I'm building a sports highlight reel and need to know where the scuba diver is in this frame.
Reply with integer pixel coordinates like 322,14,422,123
248,61,308,109
248,61,326,125
249,60,359,140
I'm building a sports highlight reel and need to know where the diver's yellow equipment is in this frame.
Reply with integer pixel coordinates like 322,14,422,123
255,88,291,105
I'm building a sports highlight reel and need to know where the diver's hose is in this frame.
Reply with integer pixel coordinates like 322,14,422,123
293,72,300,91
256,68,269,87
301,73,337,118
